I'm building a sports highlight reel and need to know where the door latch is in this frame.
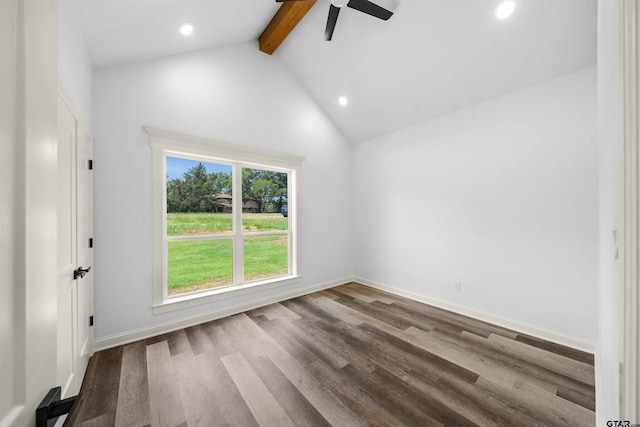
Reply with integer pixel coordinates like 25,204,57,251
73,266,91,280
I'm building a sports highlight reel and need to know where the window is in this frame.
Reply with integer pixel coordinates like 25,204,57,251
147,127,304,314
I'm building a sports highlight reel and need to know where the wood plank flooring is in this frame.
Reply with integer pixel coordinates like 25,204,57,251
66,283,595,427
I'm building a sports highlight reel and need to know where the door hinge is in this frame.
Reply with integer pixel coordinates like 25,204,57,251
89,315,94,327
88,159,93,170
89,237,94,248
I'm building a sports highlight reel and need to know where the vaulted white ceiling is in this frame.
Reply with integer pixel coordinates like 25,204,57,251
68,0,597,143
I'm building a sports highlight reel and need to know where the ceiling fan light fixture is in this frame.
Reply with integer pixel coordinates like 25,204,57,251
338,96,348,106
178,23,194,36
496,0,516,19
331,0,349,7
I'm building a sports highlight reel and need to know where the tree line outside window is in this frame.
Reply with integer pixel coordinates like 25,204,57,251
166,161,287,214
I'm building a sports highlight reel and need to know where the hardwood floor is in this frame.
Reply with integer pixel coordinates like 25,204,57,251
66,283,595,427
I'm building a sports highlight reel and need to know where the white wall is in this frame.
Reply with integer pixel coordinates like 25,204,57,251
596,0,622,421
0,1,19,421
92,42,353,340
353,67,598,345
58,0,92,122
0,0,59,425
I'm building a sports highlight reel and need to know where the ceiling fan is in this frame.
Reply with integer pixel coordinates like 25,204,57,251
275,0,394,41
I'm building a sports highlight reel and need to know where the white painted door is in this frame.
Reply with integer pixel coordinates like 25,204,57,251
56,94,94,398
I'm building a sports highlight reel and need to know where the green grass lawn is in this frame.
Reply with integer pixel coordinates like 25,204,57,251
167,213,233,235
244,235,288,281
167,213,288,295
168,239,234,294
167,212,287,236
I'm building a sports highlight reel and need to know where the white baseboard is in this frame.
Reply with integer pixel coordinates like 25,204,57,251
354,276,595,354
95,275,596,355
94,276,351,351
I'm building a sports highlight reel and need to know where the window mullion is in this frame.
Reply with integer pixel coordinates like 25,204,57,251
232,164,244,284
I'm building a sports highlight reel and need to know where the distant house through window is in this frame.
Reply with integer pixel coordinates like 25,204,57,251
209,194,260,213
148,127,303,314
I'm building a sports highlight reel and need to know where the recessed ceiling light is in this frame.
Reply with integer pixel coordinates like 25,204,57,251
496,1,516,19
179,23,194,36
338,96,348,106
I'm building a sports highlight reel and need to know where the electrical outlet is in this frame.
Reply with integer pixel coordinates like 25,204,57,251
454,282,461,292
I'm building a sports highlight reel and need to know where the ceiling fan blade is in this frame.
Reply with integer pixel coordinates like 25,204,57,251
325,4,341,41
347,0,393,20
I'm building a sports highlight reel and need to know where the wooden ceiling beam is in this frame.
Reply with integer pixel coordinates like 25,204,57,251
259,0,317,55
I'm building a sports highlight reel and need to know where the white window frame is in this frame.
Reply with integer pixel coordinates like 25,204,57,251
147,126,304,314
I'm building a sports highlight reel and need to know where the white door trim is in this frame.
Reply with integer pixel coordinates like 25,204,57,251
621,0,640,422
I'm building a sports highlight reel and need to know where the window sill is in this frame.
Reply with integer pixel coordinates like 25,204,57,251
152,275,303,315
